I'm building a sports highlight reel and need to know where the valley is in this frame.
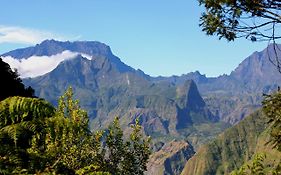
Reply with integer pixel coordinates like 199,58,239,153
2,40,281,174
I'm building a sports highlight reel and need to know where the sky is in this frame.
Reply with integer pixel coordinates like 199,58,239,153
0,0,269,77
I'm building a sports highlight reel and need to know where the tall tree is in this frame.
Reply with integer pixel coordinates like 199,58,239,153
104,117,151,175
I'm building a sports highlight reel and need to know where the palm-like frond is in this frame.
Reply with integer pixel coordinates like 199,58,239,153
0,96,54,146
0,96,54,128
0,96,55,174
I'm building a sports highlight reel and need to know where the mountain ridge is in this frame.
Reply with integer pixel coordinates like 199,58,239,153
17,41,220,144
3,40,281,126
3,40,281,90
2,40,281,174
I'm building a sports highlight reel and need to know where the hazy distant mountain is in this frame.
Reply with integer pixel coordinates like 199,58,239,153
154,44,281,124
155,44,281,94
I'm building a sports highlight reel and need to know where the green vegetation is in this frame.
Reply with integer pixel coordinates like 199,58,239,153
263,91,281,151
231,153,268,175
230,153,281,175
181,91,281,175
26,57,226,150
229,91,281,175
181,110,281,175
0,88,151,174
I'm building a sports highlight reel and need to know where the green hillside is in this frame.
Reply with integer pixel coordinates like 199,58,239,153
181,110,281,175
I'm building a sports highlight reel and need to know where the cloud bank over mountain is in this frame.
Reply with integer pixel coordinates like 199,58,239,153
2,50,92,78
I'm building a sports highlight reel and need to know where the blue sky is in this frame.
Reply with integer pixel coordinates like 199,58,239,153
0,0,268,77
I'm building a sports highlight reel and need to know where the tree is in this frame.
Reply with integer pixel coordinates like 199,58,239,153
0,58,34,101
198,0,281,42
26,87,106,174
0,88,151,174
104,117,151,175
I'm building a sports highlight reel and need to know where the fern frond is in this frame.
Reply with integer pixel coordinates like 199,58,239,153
0,96,55,129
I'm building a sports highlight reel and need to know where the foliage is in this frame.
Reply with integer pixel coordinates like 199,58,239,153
104,117,151,175
228,91,281,175
0,96,55,174
231,153,267,175
231,153,281,175
198,0,281,42
262,91,281,152
0,88,151,174
0,58,34,101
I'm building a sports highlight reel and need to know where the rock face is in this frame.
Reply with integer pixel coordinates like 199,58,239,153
147,140,195,175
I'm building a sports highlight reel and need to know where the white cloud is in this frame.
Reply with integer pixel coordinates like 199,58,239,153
0,25,75,44
2,51,92,78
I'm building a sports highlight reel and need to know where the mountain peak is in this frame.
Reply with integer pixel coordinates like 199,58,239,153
230,43,281,87
176,80,205,109
2,39,113,59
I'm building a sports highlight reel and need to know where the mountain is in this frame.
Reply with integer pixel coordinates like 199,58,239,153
154,44,281,124
4,40,281,126
2,40,281,174
2,39,139,74
230,44,281,92
155,44,281,94
180,110,281,175
2,40,226,150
